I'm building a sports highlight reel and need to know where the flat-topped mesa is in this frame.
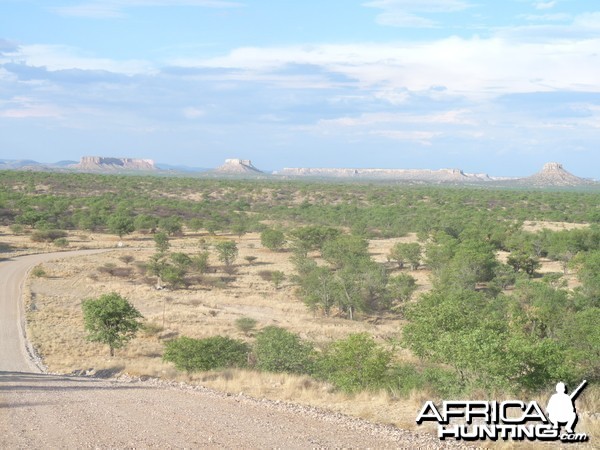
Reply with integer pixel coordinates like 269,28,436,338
522,162,590,186
73,156,157,171
542,162,565,172
275,167,489,182
215,158,262,174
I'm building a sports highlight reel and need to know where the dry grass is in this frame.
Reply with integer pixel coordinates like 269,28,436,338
522,220,590,233
5,224,598,446
186,368,423,432
22,231,409,373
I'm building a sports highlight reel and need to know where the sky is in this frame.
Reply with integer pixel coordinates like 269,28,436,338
1,0,599,177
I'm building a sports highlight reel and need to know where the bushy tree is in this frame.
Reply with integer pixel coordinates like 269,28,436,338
153,232,170,253
289,226,340,256
160,216,182,236
559,308,600,379
387,273,417,304
574,250,600,299
321,234,369,268
163,336,249,373
402,288,577,390
134,214,158,233
437,240,498,290
317,333,391,392
107,214,134,238
191,251,210,273
388,242,421,270
260,228,286,251
507,251,541,277
215,240,238,270
295,265,338,316
82,292,143,356
254,326,315,374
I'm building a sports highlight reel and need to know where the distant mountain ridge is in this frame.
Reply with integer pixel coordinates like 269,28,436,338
0,157,595,187
275,167,491,183
72,156,157,171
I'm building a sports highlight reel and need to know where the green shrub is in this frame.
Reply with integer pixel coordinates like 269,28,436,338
191,251,210,273
270,270,285,289
254,326,315,374
53,237,69,247
235,317,257,335
384,363,425,396
30,229,67,243
31,265,46,278
384,364,462,397
317,333,391,392
163,336,249,373
260,228,286,251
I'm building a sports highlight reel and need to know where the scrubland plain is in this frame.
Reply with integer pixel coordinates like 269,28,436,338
1,172,598,447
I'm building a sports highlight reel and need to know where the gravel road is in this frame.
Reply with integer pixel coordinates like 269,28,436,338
0,250,465,448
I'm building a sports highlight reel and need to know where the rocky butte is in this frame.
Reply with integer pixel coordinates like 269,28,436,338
515,162,593,187
214,159,263,174
72,156,157,171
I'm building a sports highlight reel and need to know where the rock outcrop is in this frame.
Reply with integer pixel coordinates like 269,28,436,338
275,167,490,183
72,156,157,171
518,162,591,187
214,159,262,174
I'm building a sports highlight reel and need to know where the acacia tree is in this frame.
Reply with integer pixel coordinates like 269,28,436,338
107,214,134,239
260,228,286,251
82,292,143,356
388,242,421,270
153,232,170,253
215,240,238,274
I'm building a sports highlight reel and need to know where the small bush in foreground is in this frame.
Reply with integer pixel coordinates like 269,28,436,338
254,326,315,374
163,336,249,373
317,333,391,392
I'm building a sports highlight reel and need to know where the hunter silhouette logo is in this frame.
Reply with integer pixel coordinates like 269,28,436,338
547,380,586,435
416,380,589,443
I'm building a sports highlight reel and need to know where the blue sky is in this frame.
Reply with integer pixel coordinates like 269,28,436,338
1,0,599,176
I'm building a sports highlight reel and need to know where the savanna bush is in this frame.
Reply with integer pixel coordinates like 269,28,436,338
30,229,67,243
163,336,249,373
316,333,391,392
235,316,257,335
254,326,316,374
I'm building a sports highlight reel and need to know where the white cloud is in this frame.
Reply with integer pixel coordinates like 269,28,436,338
182,107,206,119
370,130,440,145
53,0,243,19
1,43,153,75
534,1,557,10
519,13,570,22
0,97,64,119
364,0,471,27
364,0,471,13
318,110,475,128
573,12,600,30
177,34,600,99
